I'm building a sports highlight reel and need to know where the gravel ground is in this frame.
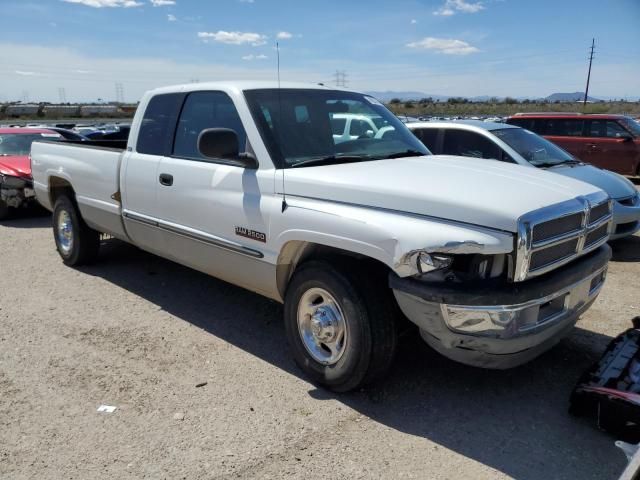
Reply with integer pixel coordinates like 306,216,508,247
1,208,639,479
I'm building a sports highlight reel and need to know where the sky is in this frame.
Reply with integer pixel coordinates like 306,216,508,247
0,0,638,103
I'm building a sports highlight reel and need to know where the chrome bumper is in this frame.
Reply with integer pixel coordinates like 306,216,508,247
390,245,610,369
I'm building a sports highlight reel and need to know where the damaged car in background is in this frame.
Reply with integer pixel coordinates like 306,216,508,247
0,128,62,220
31,82,614,391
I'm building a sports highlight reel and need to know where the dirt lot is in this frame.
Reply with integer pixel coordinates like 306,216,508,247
1,208,639,480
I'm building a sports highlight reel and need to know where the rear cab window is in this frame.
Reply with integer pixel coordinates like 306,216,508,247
137,93,185,155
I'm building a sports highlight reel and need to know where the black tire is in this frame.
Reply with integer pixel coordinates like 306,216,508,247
52,195,100,266
284,259,398,392
0,199,9,220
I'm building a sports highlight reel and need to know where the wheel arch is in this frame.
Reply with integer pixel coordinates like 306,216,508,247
275,240,393,301
48,175,76,208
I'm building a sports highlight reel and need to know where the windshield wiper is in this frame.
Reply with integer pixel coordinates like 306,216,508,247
533,159,582,168
290,154,371,168
382,149,427,159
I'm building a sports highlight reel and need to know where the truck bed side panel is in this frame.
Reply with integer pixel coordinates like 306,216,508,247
31,141,128,240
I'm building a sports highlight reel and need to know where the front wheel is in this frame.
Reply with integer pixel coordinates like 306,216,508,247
284,259,398,392
52,196,100,266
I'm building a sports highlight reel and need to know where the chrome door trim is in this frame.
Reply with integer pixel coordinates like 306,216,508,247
123,210,264,259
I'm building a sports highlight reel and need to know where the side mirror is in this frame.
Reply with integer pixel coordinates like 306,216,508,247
197,128,258,169
617,133,633,142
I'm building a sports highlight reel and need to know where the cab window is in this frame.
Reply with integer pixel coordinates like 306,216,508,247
546,119,584,136
173,91,247,160
442,130,501,160
137,93,184,155
412,128,439,152
588,120,629,138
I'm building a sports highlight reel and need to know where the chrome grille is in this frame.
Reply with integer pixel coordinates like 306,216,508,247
588,202,610,224
514,191,612,282
585,223,609,247
531,212,582,243
529,238,579,271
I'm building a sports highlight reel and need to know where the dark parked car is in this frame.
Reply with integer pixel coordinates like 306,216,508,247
506,113,640,177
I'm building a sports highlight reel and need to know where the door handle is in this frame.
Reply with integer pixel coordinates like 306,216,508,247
159,173,173,186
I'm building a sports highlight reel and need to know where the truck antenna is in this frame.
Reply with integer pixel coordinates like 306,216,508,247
277,41,288,213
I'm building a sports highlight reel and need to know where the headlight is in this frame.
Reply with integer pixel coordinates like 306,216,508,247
417,252,453,274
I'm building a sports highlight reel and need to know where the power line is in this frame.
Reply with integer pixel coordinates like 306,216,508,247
583,38,595,108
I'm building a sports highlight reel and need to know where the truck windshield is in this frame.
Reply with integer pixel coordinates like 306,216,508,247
0,133,62,156
492,127,575,167
243,89,430,168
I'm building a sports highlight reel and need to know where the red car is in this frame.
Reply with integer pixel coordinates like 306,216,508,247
0,128,63,219
506,113,640,177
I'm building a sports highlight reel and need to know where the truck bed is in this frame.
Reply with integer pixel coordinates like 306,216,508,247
31,139,127,239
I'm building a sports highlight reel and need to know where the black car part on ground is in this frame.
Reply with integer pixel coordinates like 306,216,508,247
570,318,640,443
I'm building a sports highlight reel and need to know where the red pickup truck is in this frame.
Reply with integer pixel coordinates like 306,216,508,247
0,128,62,219
506,114,640,177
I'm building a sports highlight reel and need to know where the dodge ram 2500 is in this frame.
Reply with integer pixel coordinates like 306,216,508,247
31,82,613,391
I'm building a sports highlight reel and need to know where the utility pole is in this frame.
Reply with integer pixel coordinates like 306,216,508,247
334,70,347,88
21,90,29,103
58,87,67,104
583,38,595,108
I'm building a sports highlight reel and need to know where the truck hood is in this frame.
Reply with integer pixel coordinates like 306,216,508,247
281,155,603,232
0,155,31,179
546,163,637,200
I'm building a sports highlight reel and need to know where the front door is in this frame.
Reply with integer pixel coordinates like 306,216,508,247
155,90,273,291
584,119,637,175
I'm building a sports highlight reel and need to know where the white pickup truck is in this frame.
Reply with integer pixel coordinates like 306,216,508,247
31,82,613,391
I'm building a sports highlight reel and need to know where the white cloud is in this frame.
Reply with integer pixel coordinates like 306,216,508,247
61,0,143,7
15,70,42,76
241,54,268,61
433,0,484,16
150,0,175,5
198,31,267,46
410,19,417,24
167,13,176,21
406,37,479,55
238,0,255,3
276,31,292,40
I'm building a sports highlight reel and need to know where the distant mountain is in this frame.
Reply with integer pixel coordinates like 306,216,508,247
545,92,600,102
364,91,449,102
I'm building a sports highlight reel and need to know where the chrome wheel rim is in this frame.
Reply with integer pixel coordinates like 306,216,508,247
56,210,73,255
297,288,348,365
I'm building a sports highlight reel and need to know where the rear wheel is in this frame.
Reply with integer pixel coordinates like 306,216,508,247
284,259,398,392
52,195,100,266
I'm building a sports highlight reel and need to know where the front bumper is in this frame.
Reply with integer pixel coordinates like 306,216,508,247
610,194,640,240
0,175,36,209
389,245,611,369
